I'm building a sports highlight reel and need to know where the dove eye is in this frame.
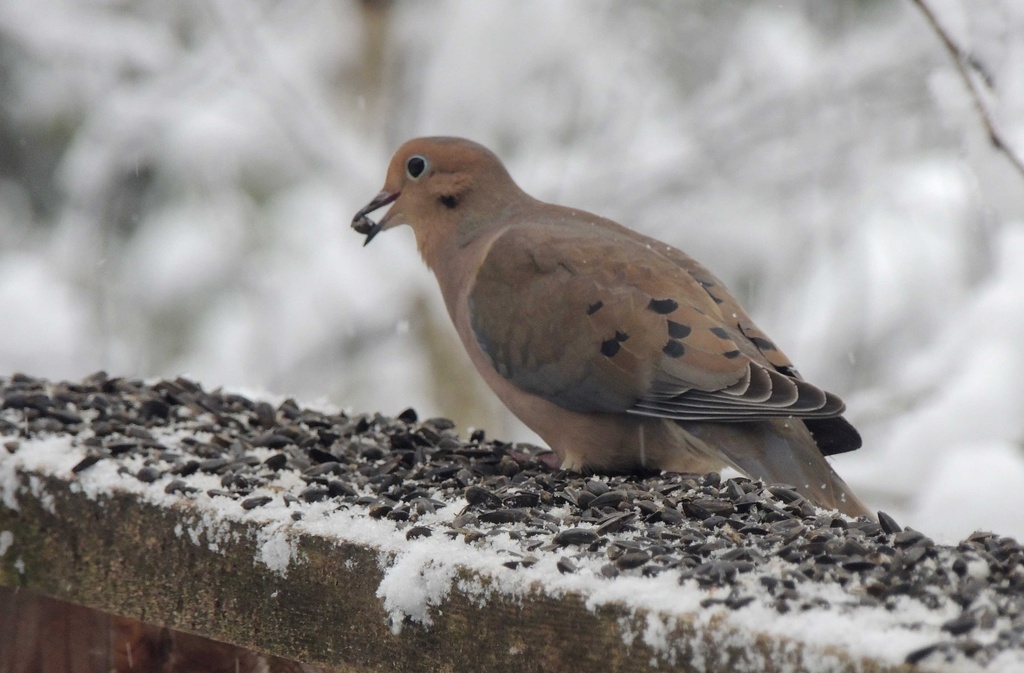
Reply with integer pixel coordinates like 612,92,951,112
406,155,428,179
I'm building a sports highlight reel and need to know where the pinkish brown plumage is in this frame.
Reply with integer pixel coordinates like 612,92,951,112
353,137,869,517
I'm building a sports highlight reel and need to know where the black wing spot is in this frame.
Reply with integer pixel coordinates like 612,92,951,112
439,195,458,209
749,336,777,351
709,326,730,339
663,340,685,358
706,292,725,305
667,321,691,339
647,298,679,314
698,278,716,288
722,349,742,359
777,365,800,378
614,330,630,342
587,301,604,315
600,339,621,357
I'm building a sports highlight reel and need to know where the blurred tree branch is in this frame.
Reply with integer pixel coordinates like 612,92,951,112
910,0,1024,179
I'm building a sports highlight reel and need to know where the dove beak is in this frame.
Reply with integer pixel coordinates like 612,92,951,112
351,190,400,246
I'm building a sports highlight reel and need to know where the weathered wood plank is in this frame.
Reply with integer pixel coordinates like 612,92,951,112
0,473,902,673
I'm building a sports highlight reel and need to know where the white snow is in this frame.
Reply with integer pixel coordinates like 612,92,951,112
0,530,13,557
376,544,459,633
255,524,299,576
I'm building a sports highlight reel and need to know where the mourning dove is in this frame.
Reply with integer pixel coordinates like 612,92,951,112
353,137,869,518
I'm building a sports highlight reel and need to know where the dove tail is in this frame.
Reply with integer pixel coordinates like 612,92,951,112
677,419,871,519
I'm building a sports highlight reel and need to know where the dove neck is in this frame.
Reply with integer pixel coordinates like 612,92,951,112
418,199,533,317
417,190,535,269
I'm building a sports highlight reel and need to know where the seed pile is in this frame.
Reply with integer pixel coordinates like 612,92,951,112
2,373,1023,668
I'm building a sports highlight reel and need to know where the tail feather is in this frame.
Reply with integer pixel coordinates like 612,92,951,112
676,419,871,519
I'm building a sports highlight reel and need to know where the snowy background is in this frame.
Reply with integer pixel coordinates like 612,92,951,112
1,0,1023,542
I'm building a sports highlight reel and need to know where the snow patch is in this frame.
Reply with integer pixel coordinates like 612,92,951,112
0,458,20,511
256,524,297,577
376,546,458,633
28,476,55,514
0,530,13,557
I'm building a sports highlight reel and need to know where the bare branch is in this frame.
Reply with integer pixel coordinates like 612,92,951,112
910,0,1024,178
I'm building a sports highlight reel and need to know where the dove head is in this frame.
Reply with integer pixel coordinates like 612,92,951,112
352,137,529,263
